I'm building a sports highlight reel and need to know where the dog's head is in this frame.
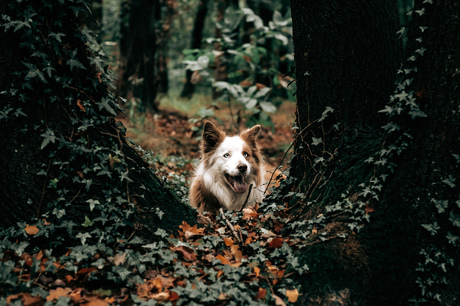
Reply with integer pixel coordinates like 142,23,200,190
201,121,262,194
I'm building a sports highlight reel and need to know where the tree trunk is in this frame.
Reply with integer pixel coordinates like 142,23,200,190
287,0,460,304
363,0,460,303
289,0,401,203
181,0,209,98
0,0,196,244
118,0,160,111
286,0,402,303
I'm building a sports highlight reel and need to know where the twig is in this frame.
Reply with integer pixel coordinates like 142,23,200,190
240,184,253,212
219,208,242,244
263,119,319,195
37,159,52,219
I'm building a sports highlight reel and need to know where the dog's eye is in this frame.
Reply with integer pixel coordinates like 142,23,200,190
243,152,249,158
223,153,230,158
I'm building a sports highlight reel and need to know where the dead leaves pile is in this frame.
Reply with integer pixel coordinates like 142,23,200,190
4,205,302,305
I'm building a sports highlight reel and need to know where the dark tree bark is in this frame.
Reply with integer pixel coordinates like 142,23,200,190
363,0,460,303
287,0,401,303
118,0,160,111
288,0,460,304
181,0,209,98
0,0,196,238
289,0,401,201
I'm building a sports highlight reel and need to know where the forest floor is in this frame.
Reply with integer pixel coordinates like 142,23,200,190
118,98,297,191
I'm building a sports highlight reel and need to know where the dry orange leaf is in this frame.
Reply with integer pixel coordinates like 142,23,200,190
224,238,234,247
216,254,230,265
242,207,259,220
255,288,267,300
47,287,72,301
253,266,260,277
231,245,243,262
286,289,299,303
82,296,109,306
7,293,42,306
77,99,85,112
169,291,179,302
269,237,284,248
25,224,39,236
179,221,205,239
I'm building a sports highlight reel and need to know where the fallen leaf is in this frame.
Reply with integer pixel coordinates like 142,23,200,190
231,245,243,262
269,237,284,248
47,287,72,301
261,228,277,238
242,207,259,220
253,266,260,277
172,245,197,261
77,99,85,112
255,288,267,300
7,293,42,306
286,289,299,303
216,254,230,265
218,292,228,300
179,221,205,239
150,292,170,301
169,291,179,302
108,253,126,266
25,225,39,236
224,238,234,247
273,293,287,306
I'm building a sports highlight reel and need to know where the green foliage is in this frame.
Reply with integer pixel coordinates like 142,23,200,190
182,6,295,126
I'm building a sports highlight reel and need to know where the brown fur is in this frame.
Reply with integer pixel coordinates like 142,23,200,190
189,121,264,213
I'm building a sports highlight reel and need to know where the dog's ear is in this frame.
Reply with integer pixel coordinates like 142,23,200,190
202,121,225,154
240,125,261,149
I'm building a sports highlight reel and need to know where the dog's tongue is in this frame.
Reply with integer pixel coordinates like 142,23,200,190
233,176,247,194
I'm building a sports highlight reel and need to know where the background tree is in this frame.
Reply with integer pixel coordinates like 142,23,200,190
0,0,195,245
286,0,460,304
181,0,209,98
118,0,167,111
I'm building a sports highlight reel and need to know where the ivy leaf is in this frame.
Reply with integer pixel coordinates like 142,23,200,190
40,129,56,150
10,241,29,256
82,216,94,227
13,20,31,32
60,220,77,235
97,97,117,116
421,222,440,236
318,106,334,122
112,266,131,282
311,137,322,146
67,49,87,71
449,212,460,228
87,199,100,211
49,32,66,43
442,175,456,188
432,199,448,214
76,232,92,245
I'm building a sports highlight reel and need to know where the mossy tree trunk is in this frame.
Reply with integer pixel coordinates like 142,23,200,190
287,0,460,304
0,0,196,247
363,1,460,304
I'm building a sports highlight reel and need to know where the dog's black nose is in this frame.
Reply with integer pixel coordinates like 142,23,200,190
237,164,248,173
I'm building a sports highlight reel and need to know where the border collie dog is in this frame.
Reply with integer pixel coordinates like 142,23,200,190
189,121,264,213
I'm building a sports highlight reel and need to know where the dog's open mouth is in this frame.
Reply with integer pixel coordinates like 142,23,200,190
225,174,248,194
